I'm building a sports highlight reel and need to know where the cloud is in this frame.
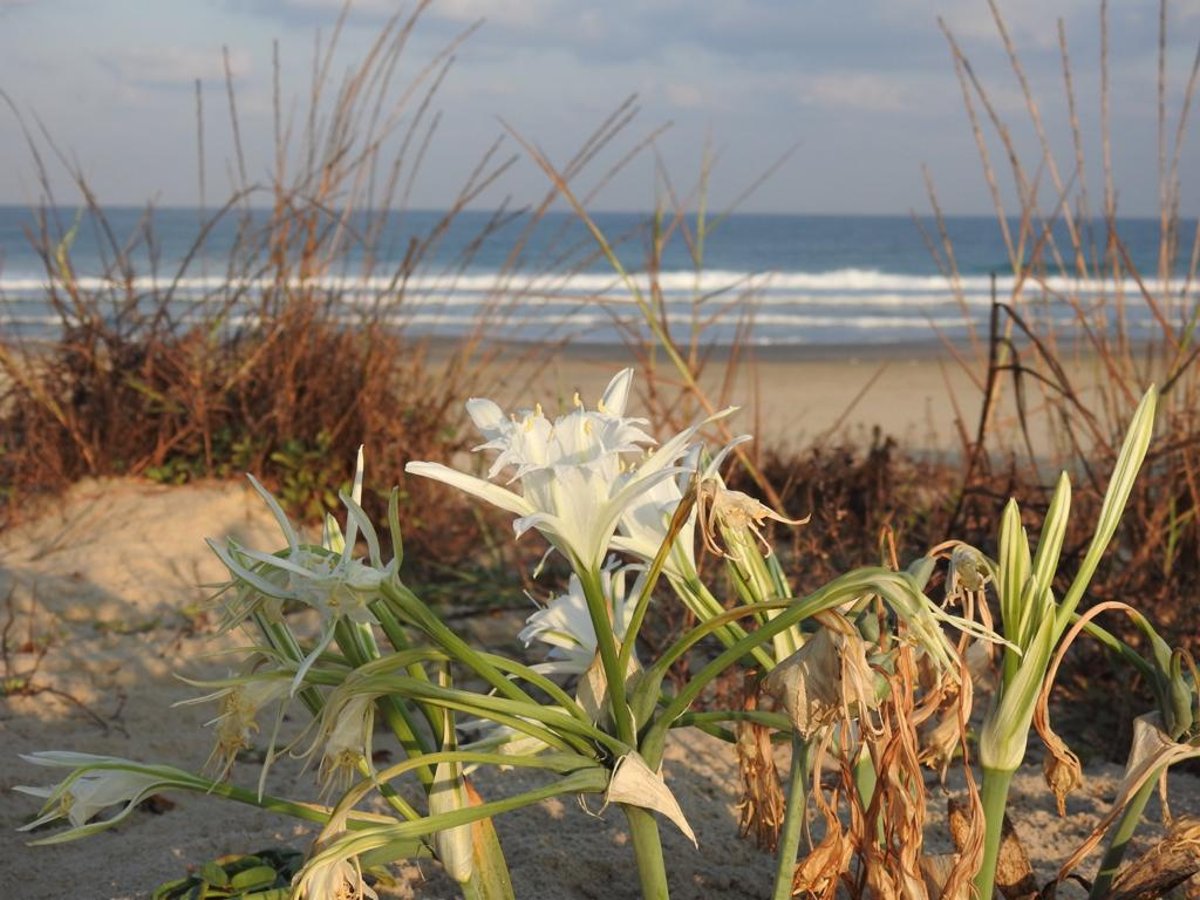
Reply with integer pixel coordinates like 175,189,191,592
102,46,252,89
664,82,706,110
891,0,1098,50
800,72,913,113
238,0,557,28
431,0,559,27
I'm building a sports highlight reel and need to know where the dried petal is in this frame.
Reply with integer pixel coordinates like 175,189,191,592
735,688,785,851
764,625,879,740
605,751,697,847
793,820,852,899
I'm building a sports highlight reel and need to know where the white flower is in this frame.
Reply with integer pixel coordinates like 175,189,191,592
15,753,183,837
519,566,639,675
207,449,395,690
406,369,729,573
315,693,376,797
178,672,293,782
612,438,751,580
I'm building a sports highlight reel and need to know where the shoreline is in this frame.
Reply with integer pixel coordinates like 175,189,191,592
4,327,1140,458
455,337,982,454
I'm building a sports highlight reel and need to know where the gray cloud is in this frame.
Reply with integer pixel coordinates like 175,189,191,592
99,46,253,91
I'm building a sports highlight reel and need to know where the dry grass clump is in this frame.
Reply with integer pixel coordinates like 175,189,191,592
0,5,516,571
922,0,1200,663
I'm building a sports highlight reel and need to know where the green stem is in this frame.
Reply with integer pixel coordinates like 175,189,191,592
642,568,891,767
624,805,670,899
618,493,696,677
381,580,537,707
251,612,323,717
853,746,882,846
648,599,790,682
771,737,809,900
333,617,434,789
578,567,636,744
692,580,777,670
1074,615,1158,682
369,597,444,738
975,766,1016,899
675,710,793,733
204,778,398,831
1089,766,1162,898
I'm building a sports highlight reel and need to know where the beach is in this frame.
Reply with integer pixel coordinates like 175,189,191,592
470,338,1126,461
1,344,1195,899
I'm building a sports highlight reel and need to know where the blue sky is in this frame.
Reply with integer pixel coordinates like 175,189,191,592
1,0,1198,215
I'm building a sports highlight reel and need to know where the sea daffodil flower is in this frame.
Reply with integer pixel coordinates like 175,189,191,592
15,753,204,842
519,565,641,675
291,850,379,900
406,368,731,573
177,670,294,782
207,449,396,691
316,693,378,797
612,438,750,581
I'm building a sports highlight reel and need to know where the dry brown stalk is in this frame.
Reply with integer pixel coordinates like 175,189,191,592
1109,817,1200,899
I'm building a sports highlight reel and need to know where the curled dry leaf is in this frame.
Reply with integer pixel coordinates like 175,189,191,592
1033,644,1084,817
1109,817,1200,899
949,796,1037,900
1057,712,1200,885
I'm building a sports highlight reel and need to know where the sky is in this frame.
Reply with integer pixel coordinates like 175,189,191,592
0,0,1198,216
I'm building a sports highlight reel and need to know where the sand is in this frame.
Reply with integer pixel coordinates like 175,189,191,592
469,342,976,453
1,351,1196,899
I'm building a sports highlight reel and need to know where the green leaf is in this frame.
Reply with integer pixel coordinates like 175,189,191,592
229,866,280,891
198,862,229,888
1057,386,1157,628
151,878,194,900
1030,471,1071,605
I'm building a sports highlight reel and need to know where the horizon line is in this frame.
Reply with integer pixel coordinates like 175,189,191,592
0,202,1192,223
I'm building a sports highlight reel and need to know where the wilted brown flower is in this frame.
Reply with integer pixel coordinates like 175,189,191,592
764,619,879,740
734,685,785,851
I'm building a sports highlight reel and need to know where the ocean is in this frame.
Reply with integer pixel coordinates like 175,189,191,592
0,206,1195,347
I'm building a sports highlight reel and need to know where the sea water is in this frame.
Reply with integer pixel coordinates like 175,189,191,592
0,206,1195,347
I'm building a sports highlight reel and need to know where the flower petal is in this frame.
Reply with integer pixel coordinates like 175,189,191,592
599,368,634,416
405,462,534,519
246,474,300,553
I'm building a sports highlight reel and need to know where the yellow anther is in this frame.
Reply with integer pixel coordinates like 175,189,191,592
573,391,583,408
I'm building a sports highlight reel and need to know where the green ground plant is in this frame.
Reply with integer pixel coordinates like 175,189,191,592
6,2,1200,897
15,372,1198,899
